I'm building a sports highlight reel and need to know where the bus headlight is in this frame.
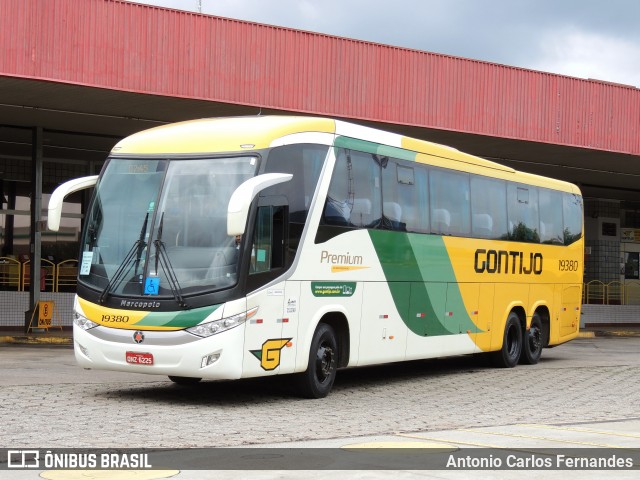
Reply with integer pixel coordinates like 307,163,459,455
73,312,99,330
186,307,258,338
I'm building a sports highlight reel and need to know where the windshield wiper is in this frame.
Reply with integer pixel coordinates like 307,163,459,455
154,213,188,308
98,212,148,305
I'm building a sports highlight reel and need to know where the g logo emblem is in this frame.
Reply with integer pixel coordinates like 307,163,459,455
250,338,291,371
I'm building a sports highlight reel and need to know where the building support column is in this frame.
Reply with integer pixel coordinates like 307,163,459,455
25,126,43,332
3,182,16,256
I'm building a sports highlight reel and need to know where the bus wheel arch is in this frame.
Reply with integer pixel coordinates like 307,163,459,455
535,306,551,348
295,322,338,398
521,308,547,365
491,309,524,368
318,312,350,369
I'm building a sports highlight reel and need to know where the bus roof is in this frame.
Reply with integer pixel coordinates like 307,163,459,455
111,116,336,154
111,116,580,195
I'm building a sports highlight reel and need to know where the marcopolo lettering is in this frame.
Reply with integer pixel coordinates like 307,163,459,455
120,300,161,309
474,249,543,275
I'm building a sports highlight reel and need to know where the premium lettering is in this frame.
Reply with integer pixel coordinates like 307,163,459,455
474,249,543,275
320,250,363,265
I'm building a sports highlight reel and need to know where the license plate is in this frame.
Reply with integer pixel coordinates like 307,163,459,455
126,351,154,365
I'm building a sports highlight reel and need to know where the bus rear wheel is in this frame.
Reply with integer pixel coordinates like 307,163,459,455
520,312,543,365
295,323,337,399
491,312,522,368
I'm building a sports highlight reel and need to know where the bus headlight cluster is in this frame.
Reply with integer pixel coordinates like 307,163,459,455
186,307,258,338
73,311,99,330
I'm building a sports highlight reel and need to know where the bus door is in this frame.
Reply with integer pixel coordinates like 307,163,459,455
243,197,292,377
445,282,480,330
474,283,495,352
555,284,581,339
359,282,409,365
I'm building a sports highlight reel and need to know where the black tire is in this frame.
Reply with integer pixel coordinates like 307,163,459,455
296,323,338,399
168,376,202,385
491,311,523,368
521,312,543,365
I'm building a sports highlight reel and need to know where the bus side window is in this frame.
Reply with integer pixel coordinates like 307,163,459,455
507,184,540,243
429,168,470,236
539,188,564,244
251,205,286,274
470,175,507,239
563,193,583,245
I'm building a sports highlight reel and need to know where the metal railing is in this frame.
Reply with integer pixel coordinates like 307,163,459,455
0,257,21,290
0,257,79,292
21,258,56,292
55,259,78,292
584,280,640,305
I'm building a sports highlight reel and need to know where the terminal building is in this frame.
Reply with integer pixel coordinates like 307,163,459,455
1,0,639,330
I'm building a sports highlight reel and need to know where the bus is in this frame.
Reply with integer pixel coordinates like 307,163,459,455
48,116,583,398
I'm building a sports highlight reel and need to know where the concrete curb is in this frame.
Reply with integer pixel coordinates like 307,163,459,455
588,329,640,338
0,335,73,345
577,331,596,338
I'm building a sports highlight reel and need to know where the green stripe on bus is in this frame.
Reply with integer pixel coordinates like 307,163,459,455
134,304,221,328
334,136,417,162
369,230,481,336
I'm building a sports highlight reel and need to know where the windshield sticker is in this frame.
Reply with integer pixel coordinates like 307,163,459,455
127,164,149,174
311,282,356,297
144,277,160,296
80,251,93,276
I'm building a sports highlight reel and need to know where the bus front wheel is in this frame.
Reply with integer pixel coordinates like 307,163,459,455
520,312,543,365
491,312,522,368
296,323,338,399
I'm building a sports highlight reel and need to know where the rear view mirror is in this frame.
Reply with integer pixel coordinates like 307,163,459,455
47,175,98,231
227,173,292,236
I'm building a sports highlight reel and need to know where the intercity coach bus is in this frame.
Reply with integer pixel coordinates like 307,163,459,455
48,116,583,398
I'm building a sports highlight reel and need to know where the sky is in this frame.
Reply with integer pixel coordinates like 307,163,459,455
127,0,640,88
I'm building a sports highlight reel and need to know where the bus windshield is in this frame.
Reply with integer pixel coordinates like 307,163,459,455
80,156,258,301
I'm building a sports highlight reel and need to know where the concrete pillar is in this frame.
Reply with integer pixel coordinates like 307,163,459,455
3,181,16,256
25,126,43,332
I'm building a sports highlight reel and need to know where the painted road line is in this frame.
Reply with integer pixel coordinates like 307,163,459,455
395,432,506,449
517,423,640,440
397,422,638,449
342,441,457,451
455,428,628,448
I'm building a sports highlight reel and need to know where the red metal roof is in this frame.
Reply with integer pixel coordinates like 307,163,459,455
1,0,639,155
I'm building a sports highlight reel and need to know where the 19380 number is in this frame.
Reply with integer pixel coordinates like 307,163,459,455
101,315,130,323
558,260,579,271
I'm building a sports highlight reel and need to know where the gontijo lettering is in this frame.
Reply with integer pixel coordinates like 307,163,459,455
474,249,543,275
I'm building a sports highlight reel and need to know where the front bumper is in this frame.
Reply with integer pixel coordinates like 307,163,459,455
73,323,245,380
